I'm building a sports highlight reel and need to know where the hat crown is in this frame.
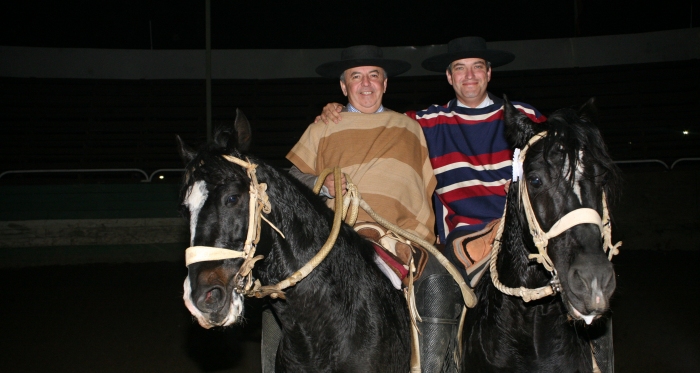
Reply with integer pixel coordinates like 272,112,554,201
340,45,384,61
447,37,488,53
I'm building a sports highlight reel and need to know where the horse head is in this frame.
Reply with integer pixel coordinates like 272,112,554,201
503,97,621,324
177,110,258,329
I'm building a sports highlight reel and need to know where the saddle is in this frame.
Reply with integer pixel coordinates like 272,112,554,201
355,222,429,288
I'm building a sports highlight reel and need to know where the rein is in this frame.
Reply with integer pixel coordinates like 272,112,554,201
490,132,622,302
325,170,477,309
184,155,346,300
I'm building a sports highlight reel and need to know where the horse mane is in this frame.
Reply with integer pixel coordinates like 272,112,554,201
539,106,622,203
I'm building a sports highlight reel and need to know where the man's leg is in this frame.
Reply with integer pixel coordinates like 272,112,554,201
261,307,282,373
414,255,463,373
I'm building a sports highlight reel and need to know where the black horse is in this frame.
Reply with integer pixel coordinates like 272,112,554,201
178,111,410,373
462,98,620,372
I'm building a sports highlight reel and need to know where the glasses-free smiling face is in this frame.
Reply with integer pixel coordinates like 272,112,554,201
447,58,492,108
340,66,387,113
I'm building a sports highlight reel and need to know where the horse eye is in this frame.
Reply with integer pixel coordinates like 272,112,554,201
225,195,239,205
529,176,542,188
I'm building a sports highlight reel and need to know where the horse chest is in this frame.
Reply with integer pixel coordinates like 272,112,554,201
465,287,593,372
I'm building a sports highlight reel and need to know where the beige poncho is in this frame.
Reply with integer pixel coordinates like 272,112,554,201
287,111,437,243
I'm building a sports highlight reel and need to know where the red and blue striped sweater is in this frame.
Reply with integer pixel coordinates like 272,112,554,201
407,94,545,245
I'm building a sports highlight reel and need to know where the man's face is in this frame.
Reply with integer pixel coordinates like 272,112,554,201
446,58,491,107
340,66,387,113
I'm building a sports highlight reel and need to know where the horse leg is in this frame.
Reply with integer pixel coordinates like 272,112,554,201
261,306,282,373
415,255,463,373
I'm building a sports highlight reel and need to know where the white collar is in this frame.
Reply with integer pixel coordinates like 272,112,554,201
456,96,493,109
347,103,385,113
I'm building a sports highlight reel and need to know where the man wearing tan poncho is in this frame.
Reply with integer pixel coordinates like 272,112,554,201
261,45,461,373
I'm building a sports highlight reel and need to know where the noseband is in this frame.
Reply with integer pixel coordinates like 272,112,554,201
490,132,621,302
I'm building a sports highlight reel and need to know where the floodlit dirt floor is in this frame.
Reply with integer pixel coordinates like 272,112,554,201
1,250,698,373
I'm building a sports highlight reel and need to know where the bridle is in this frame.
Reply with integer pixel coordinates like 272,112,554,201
184,155,348,300
490,132,622,302
184,155,282,297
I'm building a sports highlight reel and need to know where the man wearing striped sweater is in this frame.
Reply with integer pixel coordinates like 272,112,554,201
410,37,546,283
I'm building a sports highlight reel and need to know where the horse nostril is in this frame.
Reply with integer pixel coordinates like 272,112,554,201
197,286,226,311
205,288,222,304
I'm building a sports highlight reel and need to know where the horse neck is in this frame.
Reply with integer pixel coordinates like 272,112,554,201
255,165,337,281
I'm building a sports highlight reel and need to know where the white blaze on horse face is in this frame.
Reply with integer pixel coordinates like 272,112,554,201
590,277,605,308
185,180,209,246
573,151,585,204
563,151,585,204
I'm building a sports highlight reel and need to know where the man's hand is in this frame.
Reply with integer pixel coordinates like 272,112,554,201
324,172,347,197
314,103,344,124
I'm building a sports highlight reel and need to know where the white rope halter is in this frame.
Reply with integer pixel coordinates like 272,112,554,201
490,132,621,302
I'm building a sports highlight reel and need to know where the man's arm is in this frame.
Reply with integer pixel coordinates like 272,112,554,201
313,103,344,124
289,165,347,198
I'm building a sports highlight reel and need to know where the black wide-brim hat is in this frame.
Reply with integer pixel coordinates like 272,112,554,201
316,45,412,78
422,36,515,72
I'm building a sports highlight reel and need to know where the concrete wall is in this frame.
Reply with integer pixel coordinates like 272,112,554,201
0,183,188,267
1,28,698,80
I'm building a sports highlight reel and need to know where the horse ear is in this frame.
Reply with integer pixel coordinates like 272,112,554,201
176,135,196,165
503,94,539,148
212,109,253,153
234,108,252,153
578,97,599,125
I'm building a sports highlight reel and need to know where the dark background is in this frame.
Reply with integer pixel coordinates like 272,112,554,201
1,0,698,50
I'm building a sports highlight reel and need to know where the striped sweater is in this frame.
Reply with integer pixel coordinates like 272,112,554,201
287,111,437,243
406,94,545,245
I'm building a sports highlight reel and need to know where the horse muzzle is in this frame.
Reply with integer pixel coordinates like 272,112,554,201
562,253,616,324
183,275,244,328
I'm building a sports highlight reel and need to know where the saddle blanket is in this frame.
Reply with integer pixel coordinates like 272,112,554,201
450,218,501,288
356,219,500,290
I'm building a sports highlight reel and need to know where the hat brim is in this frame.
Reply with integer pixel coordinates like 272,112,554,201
316,59,411,78
421,50,515,72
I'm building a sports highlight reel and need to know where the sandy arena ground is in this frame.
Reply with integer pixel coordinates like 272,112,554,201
1,250,698,373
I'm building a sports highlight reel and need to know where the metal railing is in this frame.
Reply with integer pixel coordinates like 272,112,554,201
613,158,700,170
0,168,185,183
613,159,670,169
